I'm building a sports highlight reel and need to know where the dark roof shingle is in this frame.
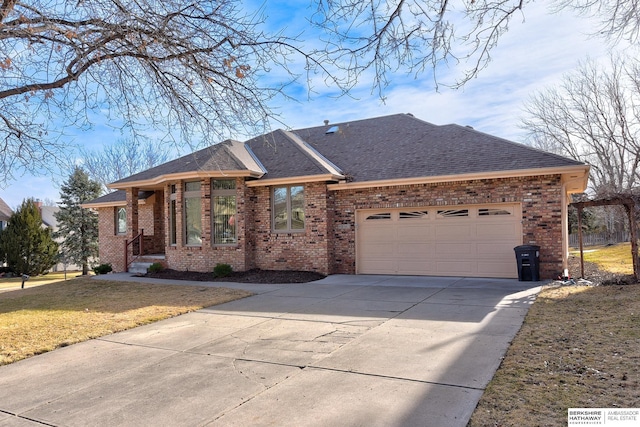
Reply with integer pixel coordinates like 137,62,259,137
97,113,585,193
112,141,245,185
245,130,334,180
293,114,583,182
84,190,155,205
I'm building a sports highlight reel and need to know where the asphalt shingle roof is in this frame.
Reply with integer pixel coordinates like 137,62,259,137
111,141,245,185
101,113,585,190
292,114,584,182
245,130,333,180
85,190,155,205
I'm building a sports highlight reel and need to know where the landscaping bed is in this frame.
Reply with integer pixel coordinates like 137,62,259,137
566,253,636,286
145,268,326,284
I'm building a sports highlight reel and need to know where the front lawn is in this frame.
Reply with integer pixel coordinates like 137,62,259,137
0,271,81,291
0,278,251,365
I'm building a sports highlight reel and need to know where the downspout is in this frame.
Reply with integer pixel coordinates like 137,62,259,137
561,182,569,277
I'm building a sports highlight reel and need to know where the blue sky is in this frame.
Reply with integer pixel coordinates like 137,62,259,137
0,1,626,209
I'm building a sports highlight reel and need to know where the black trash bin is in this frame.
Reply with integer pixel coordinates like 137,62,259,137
514,245,540,281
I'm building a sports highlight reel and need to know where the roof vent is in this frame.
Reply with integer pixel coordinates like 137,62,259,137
325,125,339,134
324,119,329,126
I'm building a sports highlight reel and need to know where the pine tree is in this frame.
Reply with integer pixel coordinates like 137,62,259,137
0,199,59,275
54,167,102,275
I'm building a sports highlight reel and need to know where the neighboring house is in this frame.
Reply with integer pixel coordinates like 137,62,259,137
0,198,84,272
37,202,84,272
83,114,589,279
0,196,11,232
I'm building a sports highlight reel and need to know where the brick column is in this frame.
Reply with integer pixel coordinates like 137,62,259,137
153,190,165,253
126,187,139,237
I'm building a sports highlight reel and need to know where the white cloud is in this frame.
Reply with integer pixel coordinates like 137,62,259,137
269,2,626,143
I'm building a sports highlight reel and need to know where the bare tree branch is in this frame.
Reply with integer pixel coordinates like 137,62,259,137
522,55,640,196
0,0,304,181
1,0,629,185
310,0,530,92
553,0,640,43
80,137,171,193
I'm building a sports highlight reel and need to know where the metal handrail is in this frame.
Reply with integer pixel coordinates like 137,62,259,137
124,229,144,271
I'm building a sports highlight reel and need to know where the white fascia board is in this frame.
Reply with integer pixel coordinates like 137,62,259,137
244,174,343,187
283,130,344,177
226,140,268,175
327,165,590,191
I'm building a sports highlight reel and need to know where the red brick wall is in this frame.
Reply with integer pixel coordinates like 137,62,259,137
97,206,127,272
328,175,564,279
97,200,165,272
163,178,248,273
245,182,330,274
96,174,565,278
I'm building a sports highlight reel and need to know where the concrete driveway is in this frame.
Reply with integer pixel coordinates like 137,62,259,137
0,274,541,427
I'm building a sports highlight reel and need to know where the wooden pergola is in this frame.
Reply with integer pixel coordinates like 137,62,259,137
570,196,639,281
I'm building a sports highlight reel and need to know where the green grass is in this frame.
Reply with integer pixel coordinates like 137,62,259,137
570,242,634,275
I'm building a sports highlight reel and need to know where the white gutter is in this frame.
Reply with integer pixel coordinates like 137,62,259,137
327,165,590,191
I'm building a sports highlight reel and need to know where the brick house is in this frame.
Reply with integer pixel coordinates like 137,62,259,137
83,114,589,279
0,196,11,232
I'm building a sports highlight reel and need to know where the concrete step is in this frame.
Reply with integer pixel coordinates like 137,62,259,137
128,261,153,275
137,254,166,261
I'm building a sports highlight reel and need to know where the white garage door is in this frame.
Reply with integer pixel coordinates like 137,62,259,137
356,203,522,278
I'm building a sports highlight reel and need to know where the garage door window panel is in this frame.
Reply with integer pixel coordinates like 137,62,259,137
437,209,469,218
366,213,391,220
478,208,512,216
399,211,429,219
